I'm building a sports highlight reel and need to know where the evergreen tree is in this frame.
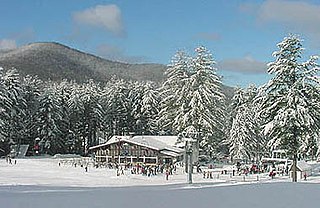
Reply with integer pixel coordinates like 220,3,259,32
68,82,85,154
0,68,26,153
258,35,320,182
159,47,225,156
21,75,43,150
140,82,160,134
51,80,74,153
35,85,63,154
227,88,250,160
128,81,145,134
159,51,189,135
102,78,130,136
69,80,103,155
226,86,265,161
184,46,224,139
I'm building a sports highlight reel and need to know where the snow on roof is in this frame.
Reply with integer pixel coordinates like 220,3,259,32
297,161,312,171
89,135,184,154
160,150,180,157
261,157,288,163
272,149,287,153
142,136,178,147
131,136,183,153
289,161,312,172
88,136,130,150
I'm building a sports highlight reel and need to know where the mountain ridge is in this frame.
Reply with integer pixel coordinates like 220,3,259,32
0,42,234,99
0,42,166,83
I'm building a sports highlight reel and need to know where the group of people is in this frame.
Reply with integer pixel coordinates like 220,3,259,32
58,159,90,173
109,162,178,180
203,170,213,179
5,156,16,165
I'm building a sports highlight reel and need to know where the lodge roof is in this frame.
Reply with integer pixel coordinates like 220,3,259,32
89,135,184,154
289,161,312,172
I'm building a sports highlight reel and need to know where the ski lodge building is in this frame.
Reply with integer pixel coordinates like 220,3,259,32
89,135,184,165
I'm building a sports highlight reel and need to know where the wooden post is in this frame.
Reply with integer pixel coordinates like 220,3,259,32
292,154,297,182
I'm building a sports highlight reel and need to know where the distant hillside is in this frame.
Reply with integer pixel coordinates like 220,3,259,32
0,42,166,83
0,42,234,99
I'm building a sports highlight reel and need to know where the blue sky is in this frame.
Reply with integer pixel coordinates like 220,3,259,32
0,0,320,87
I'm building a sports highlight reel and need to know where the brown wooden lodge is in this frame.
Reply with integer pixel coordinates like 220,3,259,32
89,135,184,165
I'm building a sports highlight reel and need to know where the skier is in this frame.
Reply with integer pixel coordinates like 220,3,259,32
165,169,169,180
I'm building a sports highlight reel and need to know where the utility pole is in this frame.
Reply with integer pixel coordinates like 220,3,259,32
291,64,298,183
181,132,197,184
187,142,193,184
185,141,189,173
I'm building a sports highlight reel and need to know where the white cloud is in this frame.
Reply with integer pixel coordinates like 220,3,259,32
258,0,320,23
241,0,320,45
0,39,17,50
73,4,124,36
218,56,267,74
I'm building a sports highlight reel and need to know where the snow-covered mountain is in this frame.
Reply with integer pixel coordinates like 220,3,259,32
0,42,166,83
0,42,234,100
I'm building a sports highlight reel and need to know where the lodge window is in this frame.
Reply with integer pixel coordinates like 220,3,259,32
145,158,156,164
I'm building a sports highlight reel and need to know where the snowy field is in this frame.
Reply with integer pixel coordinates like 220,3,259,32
1,158,320,208
0,157,292,187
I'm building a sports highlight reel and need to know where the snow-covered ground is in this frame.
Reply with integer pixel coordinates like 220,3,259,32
0,157,294,187
1,158,320,208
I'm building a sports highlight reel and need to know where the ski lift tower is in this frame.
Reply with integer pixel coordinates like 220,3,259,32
186,139,195,184
181,135,197,184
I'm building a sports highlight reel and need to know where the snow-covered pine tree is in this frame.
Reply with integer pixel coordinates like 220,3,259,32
51,80,74,154
159,47,225,157
182,46,225,153
258,35,320,182
227,87,250,160
20,75,43,149
69,80,103,155
0,67,8,132
0,67,11,155
67,82,86,154
128,81,145,135
102,78,130,136
140,81,160,134
226,85,265,162
35,84,63,154
0,68,26,154
158,51,190,135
